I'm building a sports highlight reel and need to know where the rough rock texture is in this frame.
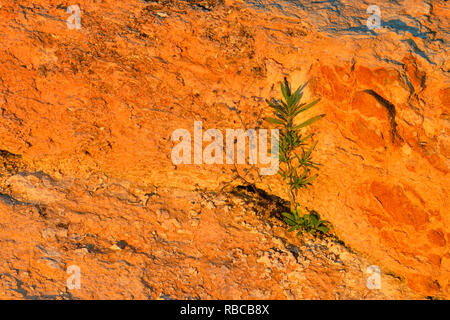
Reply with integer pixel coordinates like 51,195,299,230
0,0,448,299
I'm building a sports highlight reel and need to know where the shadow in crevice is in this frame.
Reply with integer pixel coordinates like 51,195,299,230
2,273,75,300
0,149,25,175
231,184,290,222
383,19,430,39
402,38,435,65
363,89,404,144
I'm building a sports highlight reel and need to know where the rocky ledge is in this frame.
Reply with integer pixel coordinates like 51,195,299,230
0,0,448,299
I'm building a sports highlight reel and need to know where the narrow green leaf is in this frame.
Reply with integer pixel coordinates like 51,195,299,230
295,82,309,95
284,77,292,96
299,134,313,145
305,140,318,157
310,213,318,227
293,114,325,130
280,83,289,102
267,99,287,114
302,174,318,185
266,117,284,125
275,112,287,121
282,212,293,219
296,98,321,115
290,91,304,110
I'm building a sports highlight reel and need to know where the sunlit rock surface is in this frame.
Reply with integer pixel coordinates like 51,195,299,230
0,0,448,299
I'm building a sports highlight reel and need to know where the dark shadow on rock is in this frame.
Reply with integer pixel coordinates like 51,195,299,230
231,184,290,221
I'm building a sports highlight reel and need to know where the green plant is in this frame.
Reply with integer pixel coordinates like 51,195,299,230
266,78,331,235
283,208,330,235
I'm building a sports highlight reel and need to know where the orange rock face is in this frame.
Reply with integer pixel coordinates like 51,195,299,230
0,0,448,299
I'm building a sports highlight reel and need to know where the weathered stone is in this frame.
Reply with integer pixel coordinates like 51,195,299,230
0,0,448,299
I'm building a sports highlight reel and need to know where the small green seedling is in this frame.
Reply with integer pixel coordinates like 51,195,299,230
266,78,331,235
